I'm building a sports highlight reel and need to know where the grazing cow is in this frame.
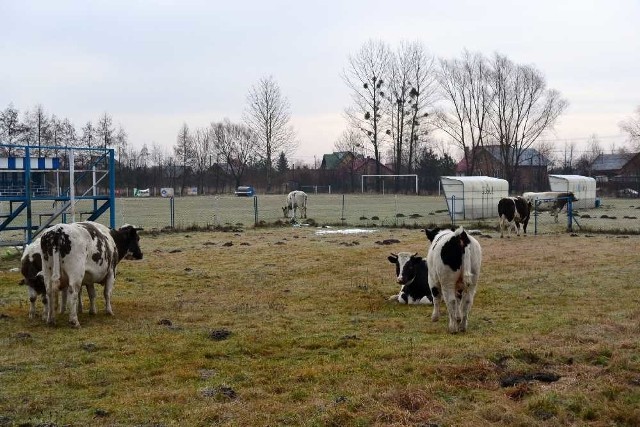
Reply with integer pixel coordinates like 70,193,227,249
387,252,433,304
522,191,578,223
40,221,143,327
424,227,482,333
497,196,532,238
282,190,308,219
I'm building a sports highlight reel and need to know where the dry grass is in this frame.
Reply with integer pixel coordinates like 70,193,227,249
1,227,640,426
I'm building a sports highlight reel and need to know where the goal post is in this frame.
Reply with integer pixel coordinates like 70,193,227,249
361,174,418,194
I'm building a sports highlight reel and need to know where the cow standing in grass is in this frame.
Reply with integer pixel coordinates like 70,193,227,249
282,190,308,219
498,196,532,238
522,191,577,223
21,237,95,320
387,252,432,304
425,227,482,333
40,221,143,327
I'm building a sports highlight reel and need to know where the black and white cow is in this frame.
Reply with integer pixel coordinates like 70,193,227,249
498,196,532,238
424,227,482,333
282,190,308,219
387,252,433,304
20,237,47,320
40,221,143,327
21,237,95,319
522,191,578,223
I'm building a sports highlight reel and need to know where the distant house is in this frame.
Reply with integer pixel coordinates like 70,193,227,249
456,145,550,192
590,152,640,194
590,152,640,179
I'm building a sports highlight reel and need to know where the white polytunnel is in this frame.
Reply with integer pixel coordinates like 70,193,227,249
548,174,597,209
440,176,509,220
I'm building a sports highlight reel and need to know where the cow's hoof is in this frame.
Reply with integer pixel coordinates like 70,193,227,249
69,322,81,329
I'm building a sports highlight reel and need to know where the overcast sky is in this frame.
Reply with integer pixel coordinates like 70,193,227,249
2,0,639,165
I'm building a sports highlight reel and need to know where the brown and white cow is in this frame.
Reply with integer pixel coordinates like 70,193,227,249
425,227,482,333
522,191,578,223
387,252,433,305
282,190,308,219
498,196,532,238
40,221,143,327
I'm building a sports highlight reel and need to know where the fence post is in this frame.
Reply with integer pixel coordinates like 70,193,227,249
341,194,346,223
451,195,456,226
253,195,258,226
534,200,539,235
169,196,175,228
567,198,573,232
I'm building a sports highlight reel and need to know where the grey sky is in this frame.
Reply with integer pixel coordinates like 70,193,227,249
2,0,638,164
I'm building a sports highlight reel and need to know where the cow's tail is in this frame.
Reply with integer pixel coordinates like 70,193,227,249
455,227,474,286
50,240,62,292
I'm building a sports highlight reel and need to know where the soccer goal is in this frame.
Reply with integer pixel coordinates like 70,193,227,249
300,185,332,194
361,174,418,194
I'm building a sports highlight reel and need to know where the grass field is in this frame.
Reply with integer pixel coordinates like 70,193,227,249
1,227,639,426
2,194,639,245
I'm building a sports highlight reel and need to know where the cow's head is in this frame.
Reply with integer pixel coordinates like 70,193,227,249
388,252,422,285
424,227,454,243
282,206,289,218
118,225,144,260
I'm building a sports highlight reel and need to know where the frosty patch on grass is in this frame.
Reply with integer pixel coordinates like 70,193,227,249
315,228,376,235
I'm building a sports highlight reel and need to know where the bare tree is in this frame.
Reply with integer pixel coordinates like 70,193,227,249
114,125,128,162
244,76,296,192
174,123,195,195
192,127,215,193
620,106,640,151
212,119,257,188
334,128,366,192
0,103,25,155
344,39,392,179
386,41,438,178
487,53,568,188
23,104,50,155
435,51,492,176
96,112,115,149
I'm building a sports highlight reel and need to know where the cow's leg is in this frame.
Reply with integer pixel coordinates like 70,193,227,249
515,222,521,236
45,280,56,325
86,284,97,314
66,282,81,328
459,287,476,332
103,275,115,315
442,286,459,333
28,287,38,319
429,279,442,322
59,288,67,314
499,217,505,238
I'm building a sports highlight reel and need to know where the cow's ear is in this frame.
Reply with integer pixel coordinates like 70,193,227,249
388,254,398,263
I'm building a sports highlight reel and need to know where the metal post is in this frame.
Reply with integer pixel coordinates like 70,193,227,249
341,194,345,223
451,195,456,226
253,195,258,226
25,146,32,242
108,148,116,228
169,196,175,228
567,198,573,232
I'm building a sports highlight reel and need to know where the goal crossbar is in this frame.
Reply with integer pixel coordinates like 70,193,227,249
361,174,418,194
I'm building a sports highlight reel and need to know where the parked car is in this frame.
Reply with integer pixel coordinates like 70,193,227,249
234,186,255,197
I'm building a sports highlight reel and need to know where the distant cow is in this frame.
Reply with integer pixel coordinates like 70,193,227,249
523,191,577,223
282,190,308,219
498,196,532,238
425,227,482,333
387,252,433,304
40,221,143,327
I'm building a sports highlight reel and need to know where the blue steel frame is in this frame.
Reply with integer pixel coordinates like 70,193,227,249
0,144,116,245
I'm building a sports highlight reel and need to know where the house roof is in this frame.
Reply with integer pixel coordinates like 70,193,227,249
321,152,351,169
456,145,550,173
481,145,550,167
590,153,637,172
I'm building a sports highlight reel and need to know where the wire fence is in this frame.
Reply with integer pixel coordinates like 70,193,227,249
2,194,640,245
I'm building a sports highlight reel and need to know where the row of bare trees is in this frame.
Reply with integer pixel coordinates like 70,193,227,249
171,76,297,194
0,104,128,158
343,41,571,188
